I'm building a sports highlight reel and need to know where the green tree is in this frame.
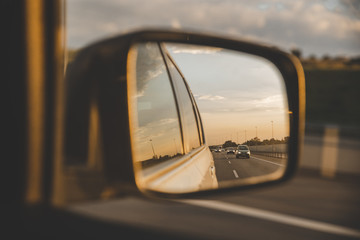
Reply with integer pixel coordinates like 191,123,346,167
222,140,237,148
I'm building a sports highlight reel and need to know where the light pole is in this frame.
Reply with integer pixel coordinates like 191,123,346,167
271,121,274,153
255,126,258,151
149,139,156,159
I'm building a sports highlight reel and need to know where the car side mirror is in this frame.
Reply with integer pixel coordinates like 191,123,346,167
63,30,305,201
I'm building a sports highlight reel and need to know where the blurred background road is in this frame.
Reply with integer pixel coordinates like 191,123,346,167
69,130,360,240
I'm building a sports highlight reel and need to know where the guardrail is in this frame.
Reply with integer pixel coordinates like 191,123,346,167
251,151,287,159
249,144,287,159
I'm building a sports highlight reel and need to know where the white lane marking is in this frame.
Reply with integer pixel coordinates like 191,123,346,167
180,200,360,238
232,170,239,178
251,156,284,167
228,161,231,164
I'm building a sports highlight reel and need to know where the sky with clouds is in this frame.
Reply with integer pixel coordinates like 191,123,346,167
66,0,359,145
67,0,360,58
166,44,289,144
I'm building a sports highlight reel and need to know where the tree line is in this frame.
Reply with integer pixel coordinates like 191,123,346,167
210,137,289,149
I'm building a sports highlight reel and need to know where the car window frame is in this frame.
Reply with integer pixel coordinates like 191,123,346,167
160,45,204,152
128,42,185,169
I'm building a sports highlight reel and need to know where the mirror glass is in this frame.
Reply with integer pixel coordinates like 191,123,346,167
127,42,289,194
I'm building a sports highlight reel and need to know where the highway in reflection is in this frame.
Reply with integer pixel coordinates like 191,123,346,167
212,152,285,185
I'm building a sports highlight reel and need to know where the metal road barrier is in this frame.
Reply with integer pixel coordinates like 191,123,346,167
251,151,288,159
249,144,287,159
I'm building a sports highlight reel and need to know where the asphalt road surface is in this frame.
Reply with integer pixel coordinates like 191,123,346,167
69,141,360,240
212,152,285,184
69,170,360,240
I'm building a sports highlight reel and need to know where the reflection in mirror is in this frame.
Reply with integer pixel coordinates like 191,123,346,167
128,43,184,167
128,42,289,194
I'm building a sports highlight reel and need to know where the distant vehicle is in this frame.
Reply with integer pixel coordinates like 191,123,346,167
226,148,236,154
236,145,251,158
214,149,221,153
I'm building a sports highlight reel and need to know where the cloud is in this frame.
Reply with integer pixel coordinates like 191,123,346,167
170,47,222,55
197,94,225,101
253,94,284,108
99,22,119,34
171,19,182,29
67,0,360,57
